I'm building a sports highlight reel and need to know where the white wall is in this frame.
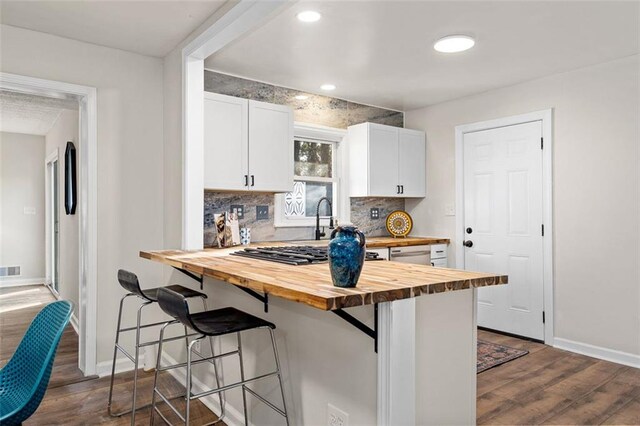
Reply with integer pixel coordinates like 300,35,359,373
405,55,640,357
0,24,165,364
0,132,46,284
45,109,80,307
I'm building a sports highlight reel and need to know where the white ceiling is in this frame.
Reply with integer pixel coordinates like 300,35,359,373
206,1,640,111
0,91,78,136
0,0,226,57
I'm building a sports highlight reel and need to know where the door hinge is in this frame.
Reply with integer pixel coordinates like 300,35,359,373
541,137,544,150
541,224,545,236
542,311,546,324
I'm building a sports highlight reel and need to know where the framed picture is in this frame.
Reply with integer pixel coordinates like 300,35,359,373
64,141,77,215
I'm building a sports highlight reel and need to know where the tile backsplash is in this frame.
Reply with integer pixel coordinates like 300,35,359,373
203,70,406,246
204,191,405,247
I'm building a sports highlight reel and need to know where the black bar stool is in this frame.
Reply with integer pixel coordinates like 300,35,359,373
107,269,224,425
151,287,289,426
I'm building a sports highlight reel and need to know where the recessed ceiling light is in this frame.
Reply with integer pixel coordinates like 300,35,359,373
295,95,308,100
297,10,321,23
433,35,475,53
320,83,336,91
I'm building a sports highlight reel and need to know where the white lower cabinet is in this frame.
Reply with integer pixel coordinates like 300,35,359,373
204,92,293,192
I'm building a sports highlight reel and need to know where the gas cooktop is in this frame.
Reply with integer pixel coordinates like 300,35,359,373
231,245,382,266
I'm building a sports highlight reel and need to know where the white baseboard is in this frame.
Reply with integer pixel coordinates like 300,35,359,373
161,352,248,426
69,313,80,334
96,357,135,378
554,337,640,369
0,277,46,287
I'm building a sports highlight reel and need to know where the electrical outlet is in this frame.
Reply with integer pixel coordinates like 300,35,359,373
231,204,245,219
327,404,348,426
256,205,269,220
370,208,380,220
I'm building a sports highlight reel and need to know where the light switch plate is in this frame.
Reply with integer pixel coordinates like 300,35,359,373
370,208,380,220
231,204,244,219
256,205,269,220
445,204,456,216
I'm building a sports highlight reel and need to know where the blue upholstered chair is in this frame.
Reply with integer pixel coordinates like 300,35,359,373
0,300,73,425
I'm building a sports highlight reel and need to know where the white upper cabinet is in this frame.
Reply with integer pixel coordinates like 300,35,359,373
348,122,426,198
203,93,294,192
248,100,294,192
204,93,249,191
398,128,426,197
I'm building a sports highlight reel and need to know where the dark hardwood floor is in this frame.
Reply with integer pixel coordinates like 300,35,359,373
477,329,640,425
2,285,638,425
0,285,222,425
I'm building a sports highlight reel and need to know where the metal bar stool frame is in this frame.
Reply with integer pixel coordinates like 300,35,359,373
107,270,225,425
150,288,289,426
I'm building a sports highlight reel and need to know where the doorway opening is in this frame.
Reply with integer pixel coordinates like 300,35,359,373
0,73,98,375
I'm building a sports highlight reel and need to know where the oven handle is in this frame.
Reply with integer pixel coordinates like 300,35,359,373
389,250,431,258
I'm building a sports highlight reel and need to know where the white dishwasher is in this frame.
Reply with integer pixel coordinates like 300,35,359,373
389,245,431,265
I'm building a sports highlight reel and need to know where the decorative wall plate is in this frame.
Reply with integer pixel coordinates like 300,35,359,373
386,210,413,237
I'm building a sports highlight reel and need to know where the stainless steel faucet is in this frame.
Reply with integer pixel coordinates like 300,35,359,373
315,197,334,240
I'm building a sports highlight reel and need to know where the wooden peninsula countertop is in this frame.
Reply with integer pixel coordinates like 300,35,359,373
140,237,506,311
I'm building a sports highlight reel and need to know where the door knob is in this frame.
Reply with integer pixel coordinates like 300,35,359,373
463,240,473,248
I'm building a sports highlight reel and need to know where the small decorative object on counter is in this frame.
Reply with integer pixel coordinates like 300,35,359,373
214,212,240,248
328,225,366,288
386,210,413,238
240,227,251,245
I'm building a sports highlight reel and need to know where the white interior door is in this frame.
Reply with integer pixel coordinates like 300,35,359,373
46,157,60,294
463,121,544,340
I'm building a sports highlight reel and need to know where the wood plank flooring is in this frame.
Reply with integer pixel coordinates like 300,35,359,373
477,329,640,425
0,285,222,425
2,285,638,424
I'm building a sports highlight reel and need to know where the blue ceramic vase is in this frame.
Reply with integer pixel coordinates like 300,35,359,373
328,226,366,288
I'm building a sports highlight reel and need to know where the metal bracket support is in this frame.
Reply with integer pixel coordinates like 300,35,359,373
173,267,204,290
237,287,269,313
333,303,378,352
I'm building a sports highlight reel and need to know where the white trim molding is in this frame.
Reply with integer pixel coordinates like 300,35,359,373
0,72,99,376
182,0,289,250
377,299,416,425
0,278,47,288
455,109,554,345
96,357,134,378
554,338,640,369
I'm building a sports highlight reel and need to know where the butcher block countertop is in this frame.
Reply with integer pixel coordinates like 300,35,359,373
140,237,506,311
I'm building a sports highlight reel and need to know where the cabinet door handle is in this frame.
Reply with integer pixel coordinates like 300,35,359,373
251,175,255,187
400,185,404,194
244,175,248,186
396,185,400,194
